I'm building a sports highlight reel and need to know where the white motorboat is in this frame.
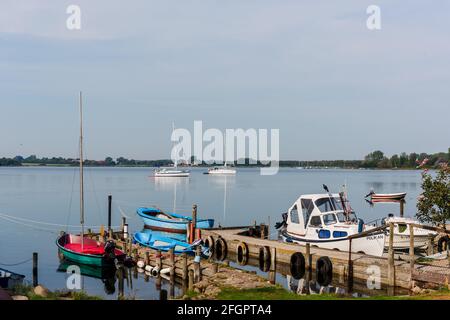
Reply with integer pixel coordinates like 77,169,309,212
154,167,190,177
206,163,236,175
376,215,436,250
277,192,386,257
154,122,190,178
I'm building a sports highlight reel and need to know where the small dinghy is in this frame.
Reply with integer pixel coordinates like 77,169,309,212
137,207,214,234
366,191,406,201
0,268,25,289
57,233,126,267
133,231,195,254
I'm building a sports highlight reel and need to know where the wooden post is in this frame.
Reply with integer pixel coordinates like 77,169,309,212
188,269,194,291
145,251,150,266
192,205,198,242
269,247,276,284
409,223,415,288
194,246,202,283
347,238,353,292
427,236,434,256
117,267,124,299
128,237,133,256
160,289,168,301
400,200,405,218
211,263,218,274
169,248,175,279
388,222,395,290
108,195,112,232
32,252,38,287
260,224,266,240
182,252,188,281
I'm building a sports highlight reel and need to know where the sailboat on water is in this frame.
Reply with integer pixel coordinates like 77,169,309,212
154,122,190,177
56,92,126,267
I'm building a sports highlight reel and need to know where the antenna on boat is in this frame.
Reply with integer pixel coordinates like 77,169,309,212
79,91,85,250
323,184,337,211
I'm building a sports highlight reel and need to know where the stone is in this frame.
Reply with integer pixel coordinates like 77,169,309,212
34,285,50,297
12,295,29,300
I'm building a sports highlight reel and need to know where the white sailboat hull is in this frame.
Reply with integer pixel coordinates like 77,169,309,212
207,169,236,175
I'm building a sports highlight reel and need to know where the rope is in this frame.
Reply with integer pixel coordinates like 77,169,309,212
0,257,33,267
0,213,119,230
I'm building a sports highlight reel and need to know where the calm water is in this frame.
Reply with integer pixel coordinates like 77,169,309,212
0,167,422,299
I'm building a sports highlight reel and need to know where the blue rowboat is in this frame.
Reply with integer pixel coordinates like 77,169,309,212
137,207,214,234
133,231,195,254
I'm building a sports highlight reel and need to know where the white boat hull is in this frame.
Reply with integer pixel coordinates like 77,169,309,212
154,172,190,177
207,169,236,175
385,234,430,250
282,231,386,257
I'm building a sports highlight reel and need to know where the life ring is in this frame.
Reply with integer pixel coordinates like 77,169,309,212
204,236,215,255
316,256,333,286
215,237,228,261
236,242,249,266
437,236,449,253
290,252,305,280
259,246,271,272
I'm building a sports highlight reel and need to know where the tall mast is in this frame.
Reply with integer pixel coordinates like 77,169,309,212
79,92,85,249
172,122,178,168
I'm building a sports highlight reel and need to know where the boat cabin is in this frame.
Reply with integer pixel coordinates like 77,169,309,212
286,193,362,239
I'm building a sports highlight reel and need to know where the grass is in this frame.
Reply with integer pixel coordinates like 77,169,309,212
10,284,102,300
215,285,450,300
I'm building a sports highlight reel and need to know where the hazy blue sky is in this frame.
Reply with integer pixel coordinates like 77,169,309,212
1,1,449,160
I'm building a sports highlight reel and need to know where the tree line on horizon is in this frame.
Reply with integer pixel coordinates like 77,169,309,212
0,149,449,168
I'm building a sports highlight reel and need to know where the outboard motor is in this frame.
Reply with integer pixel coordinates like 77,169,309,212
275,212,288,230
104,240,116,260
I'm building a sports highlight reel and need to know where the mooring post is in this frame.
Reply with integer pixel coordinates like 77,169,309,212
129,237,133,257
117,267,124,298
122,217,128,240
32,252,38,287
160,289,168,301
194,246,202,283
260,224,266,240
211,262,218,274
188,269,194,291
108,195,112,232
192,205,198,242
347,238,353,292
427,236,434,256
145,251,150,266
409,224,415,288
400,200,405,218
169,248,175,279
388,222,395,290
182,252,188,281
269,247,276,284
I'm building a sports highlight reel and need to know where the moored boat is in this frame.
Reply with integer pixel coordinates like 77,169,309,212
0,268,25,289
277,189,386,257
57,233,125,267
56,92,125,267
154,167,190,177
366,191,406,201
137,207,214,234
133,231,195,254
370,215,437,250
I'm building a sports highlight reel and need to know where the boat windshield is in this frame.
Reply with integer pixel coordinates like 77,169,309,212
323,213,337,225
336,211,358,223
315,197,343,213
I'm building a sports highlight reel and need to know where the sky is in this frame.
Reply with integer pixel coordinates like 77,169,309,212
0,1,449,161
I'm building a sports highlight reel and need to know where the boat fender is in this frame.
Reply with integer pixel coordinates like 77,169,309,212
316,256,333,286
160,267,171,275
437,236,449,253
151,265,161,277
215,237,228,261
290,252,305,280
145,265,153,273
259,246,271,272
236,242,249,266
204,236,215,255
137,260,145,269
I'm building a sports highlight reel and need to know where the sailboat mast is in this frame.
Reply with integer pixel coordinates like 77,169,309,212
172,122,178,168
79,92,85,248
